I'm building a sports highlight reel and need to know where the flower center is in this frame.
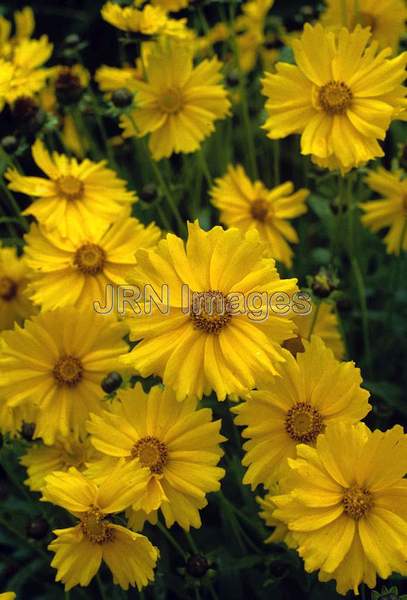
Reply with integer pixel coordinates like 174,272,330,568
343,486,373,520
158,87,183,114
318,81,353,115
131,436,168,474
80,507,114,544
74,243,106,275
56,175,84,200
0,276,17,301
190,290,232,335
285,402,324,443
251,198,269,222
53,355,83,386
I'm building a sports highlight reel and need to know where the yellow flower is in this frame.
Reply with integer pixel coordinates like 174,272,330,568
0,6,35,59
235,0,274,72
121,40,231,160
87,383,225,529
21,437,99,492
43,462,158,591
152,0,189,12
257,484,296,547
262,24,407,171
0,308,129,443
272,423,407,595
0,403,37,438
121,222,298,400
5,140,136,238
233,336,371,486
284,301,345,360
101,2,189,38
24,216,161,311
0,246,35,331
95,60,144,95
0,593,16,600
321,0,407,51
210,164,309,267
0,36,52,105
360,167,407,255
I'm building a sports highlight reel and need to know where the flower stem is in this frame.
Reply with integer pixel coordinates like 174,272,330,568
0,169,29,232
307,299,321,338
146,149,187,237
96,573,108,600
197,149,213,188
272,140,280,186
157,521,187,560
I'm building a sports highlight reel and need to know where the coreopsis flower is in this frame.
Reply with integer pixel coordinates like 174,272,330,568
121,40,231,160
272,423,407,595
0,246,35,330
210,164,309,267
101,2,189,38
257,485,296,547
5,140,136,238
121,222,298,400
1,37,52,105
0,593,16,600
235,0,274,72
360,168,407,255
284,301,345,359
321,0,407,51
24,217,161,311
234,336,371,486
21,437,99,492
43,462,158,591
0,6,35,59
0,308,129,443
95,59,144,95
87,383,225,530
262,24,407,172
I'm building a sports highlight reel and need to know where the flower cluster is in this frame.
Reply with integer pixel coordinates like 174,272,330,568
0,1,406,598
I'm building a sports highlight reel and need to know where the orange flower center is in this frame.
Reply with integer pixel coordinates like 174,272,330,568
158,87,183,114
285,402,324,443
251,198,269,222
53,355,83,386
131,436,168,474
74,243,106,275
343,486,373,520
318,81,353,115
56,175,84,200
190,290,232,334
80,507,114,544
0,276,17,301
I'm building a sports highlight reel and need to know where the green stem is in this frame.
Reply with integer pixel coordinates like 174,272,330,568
157,521,187,560
340,0,348,26
147,151,186,237
87,88,119,171
197,149,213,188
272,140,280,186
227,30,258,180
0,515,49,560
96,573,108,600
308,299,321,338
185,530,199,554
0,180,29,232
351,257,372,374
